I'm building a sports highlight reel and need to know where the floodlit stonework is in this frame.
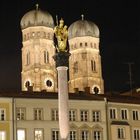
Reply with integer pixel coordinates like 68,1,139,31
0,5,140,140
21,9,57,92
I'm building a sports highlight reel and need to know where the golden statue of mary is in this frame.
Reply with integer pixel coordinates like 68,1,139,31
54,18,68,52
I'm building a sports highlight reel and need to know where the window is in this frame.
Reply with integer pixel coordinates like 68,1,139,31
25,81,30,89
52,130,59,140
117,128,125,139
69,130,77,140
133,129,140,140
94,131,101,140
37,32,40,37
17,129,25,140
80,43,82,47
121,109,128,120
32,32,35,37
74,62,78,73
16,108,26,120
69,110,76,121
93,111,100,122
34,108,43,120
85,42,87,46
82,52,87,60
133,110,139,120
43,32,46,38
26,52,30,65
52,109,58,121
44,51,49,63
91,60,96,71
0,131,6,140
94,43,96,49
80,110,88,121
81,130,89,140
34,129,43,140
109,108,117,119
0,109,5,121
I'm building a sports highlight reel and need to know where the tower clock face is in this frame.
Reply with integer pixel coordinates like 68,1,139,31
92,85,100,94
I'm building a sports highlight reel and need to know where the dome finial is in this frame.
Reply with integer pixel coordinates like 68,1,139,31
81,14,84,20
36,3,39,10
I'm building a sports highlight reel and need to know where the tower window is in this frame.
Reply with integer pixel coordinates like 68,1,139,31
48,33,50,39
46,80,52,87
43,32,46,38
73,62,78,73
80,43,82,47
44,51,49,63
26,52,30,65
25,81,30,89
32,32,35,37
24,34,26,41
82,52,87,60
85,42,87,46
91,60,96,71
94,43,96,49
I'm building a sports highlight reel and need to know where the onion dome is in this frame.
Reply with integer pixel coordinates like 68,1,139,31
68,15,99,39
20,4,54,29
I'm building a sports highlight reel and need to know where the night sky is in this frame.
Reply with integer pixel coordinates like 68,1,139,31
0,0,139,93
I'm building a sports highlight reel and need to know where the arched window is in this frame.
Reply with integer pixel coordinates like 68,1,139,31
74,62,78,73
44,51,49,63
91,60,96,72
94,43,96,49
26,52,30,65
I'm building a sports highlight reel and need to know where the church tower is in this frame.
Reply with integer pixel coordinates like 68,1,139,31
68,16,104,94
20,5,57,92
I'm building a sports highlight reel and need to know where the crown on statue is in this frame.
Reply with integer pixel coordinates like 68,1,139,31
60,18,64,24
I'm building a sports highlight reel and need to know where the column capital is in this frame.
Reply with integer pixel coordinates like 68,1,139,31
53,52,71,67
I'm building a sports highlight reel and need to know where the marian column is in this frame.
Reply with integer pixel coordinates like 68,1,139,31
53,18,70,140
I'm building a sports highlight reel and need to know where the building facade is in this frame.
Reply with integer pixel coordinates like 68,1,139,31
0,5,140,140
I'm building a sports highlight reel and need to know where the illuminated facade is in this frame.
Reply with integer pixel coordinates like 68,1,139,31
68,19,104,94
20,6,104,94
20,6,57,92
0,5,140,140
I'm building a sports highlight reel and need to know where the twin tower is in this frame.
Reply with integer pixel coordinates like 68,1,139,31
20,6,104,94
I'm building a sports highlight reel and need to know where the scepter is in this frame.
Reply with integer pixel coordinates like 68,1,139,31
56,15,58,26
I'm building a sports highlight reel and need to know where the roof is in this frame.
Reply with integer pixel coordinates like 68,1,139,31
0,90,140,104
